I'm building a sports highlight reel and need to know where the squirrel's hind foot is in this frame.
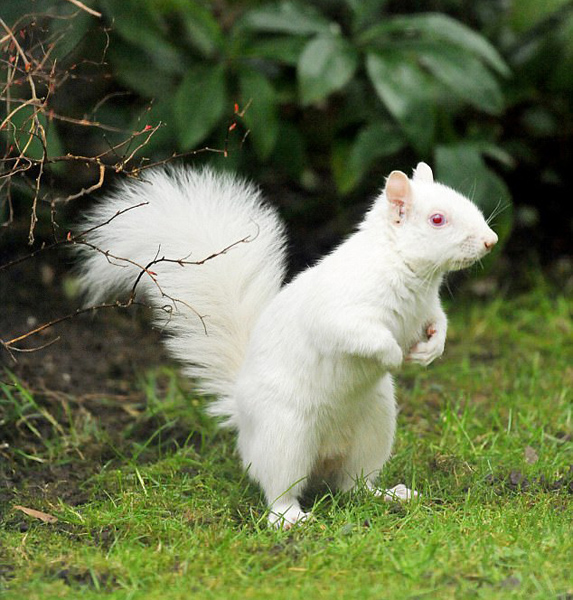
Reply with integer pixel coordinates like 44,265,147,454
268,504,310,530
368,482,420,502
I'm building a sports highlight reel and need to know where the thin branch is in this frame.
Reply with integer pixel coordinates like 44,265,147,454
61,163,105,203
1,233,254,354
0,201,149,272
0,10,245,357
64,0,102,18
135,146,226,173
6,337,62,353
1,302,139,352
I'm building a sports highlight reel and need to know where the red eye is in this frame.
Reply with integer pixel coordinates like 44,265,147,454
430,213,447,227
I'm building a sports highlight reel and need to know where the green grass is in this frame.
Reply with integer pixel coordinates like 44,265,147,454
1,285,571,599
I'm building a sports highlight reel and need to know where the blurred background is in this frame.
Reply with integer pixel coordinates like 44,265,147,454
1,0,572,288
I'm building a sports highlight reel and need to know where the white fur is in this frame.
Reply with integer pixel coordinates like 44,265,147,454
77,166,287,410
77,163,497,528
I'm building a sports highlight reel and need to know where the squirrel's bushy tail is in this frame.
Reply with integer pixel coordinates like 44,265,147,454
77,166,287,426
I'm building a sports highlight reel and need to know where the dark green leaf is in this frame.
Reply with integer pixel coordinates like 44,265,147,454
346,0,390,34
0,0,37,26
366,52,435,154
179,2,224,58
242,2,334,36
360,12,510,77
298,35,359,105
420,46,504,115
1,0,82,25
549,12,573,92
350,122,405,176
100,0,184,73
332,121,405,194
174,64,227,150
336,79,379,129
239,68,279,160
129,99,177,158
8,105,64,166
46,11,94,62
1,2,95,62
509,0,571,33
108,40,175,99
242,37,307,65
478,144,515,169
44,121,65,163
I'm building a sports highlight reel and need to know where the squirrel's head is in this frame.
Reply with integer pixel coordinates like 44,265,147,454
382,162,498,273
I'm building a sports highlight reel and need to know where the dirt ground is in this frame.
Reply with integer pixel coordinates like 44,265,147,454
0,254,168,396
0,251,181,514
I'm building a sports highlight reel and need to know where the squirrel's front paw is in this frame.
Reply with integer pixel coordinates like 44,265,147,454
379,342,403,370
407,325,444,366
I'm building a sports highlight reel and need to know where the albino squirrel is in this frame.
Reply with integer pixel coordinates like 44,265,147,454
78,162,497,528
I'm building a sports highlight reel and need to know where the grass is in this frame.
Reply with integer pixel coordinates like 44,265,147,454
0,284,571,599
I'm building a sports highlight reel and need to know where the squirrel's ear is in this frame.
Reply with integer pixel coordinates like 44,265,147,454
385,170,412,224
412,162,434,183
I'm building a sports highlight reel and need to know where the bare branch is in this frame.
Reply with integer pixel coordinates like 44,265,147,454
64,0,102,18
0,201,150,272
62,163,105,203
0,9,246,358
1,231,254,355
1,302,138,352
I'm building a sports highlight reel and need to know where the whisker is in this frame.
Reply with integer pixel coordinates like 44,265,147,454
486,198,511,227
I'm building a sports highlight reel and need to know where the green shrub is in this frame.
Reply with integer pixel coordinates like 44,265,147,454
98,1,512,201
1,0,528,245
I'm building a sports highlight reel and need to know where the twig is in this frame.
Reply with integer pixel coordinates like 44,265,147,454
0,16,45,243
0,9,242,357
64,0,102,18
62,163,105,202
7,337,62,353
0,233,254,354
1,301,138,352
0,201,149,272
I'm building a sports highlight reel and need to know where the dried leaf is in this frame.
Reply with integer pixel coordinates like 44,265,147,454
14,505,58,523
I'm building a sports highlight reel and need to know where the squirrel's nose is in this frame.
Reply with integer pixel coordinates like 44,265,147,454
484,233,498,251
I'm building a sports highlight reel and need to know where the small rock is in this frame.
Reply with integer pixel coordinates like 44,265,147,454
524,446,539,464
509,470,526,488
500,576,521,589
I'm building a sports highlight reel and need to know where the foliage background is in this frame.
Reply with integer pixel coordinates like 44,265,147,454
1,0,572,273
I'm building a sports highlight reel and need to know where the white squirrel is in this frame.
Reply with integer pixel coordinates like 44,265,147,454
77,162,498,528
